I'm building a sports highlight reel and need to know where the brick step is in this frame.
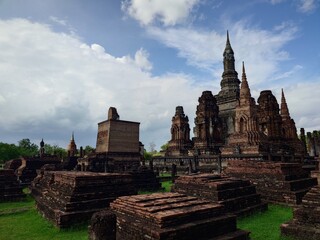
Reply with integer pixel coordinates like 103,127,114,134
208,229,250,240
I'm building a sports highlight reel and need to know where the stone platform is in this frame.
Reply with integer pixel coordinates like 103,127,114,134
0,169,25,201
110,192,250,240
281,169,320,239
224,160,317,205
129,166,162,191
31,171,137,228
171,174,267,216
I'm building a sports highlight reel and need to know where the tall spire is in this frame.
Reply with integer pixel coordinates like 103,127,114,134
71,131,74,141
280,88,290,120
240,61,251,105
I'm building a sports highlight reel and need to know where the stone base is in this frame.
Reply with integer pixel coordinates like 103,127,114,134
31,171,137,228
0,169,25,201
111,192,250,240
172,174,267,216
129,166,162,191
224,160,317,205
281,184,320,240
281,222,320,240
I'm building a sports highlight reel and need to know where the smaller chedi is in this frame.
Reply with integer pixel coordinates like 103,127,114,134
166,106,192,156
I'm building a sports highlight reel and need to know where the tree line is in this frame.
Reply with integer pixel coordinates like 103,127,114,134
0,138,94,164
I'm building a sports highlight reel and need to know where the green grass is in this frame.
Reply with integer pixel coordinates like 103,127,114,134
1,184,294,240
237,204,294,240
138,180,172,194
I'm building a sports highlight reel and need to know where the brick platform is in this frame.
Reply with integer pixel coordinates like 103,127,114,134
110,192,250,240
31,171,137,228
171,174,267,216
281,169,320,239
0,169,25,201
224,160,317,205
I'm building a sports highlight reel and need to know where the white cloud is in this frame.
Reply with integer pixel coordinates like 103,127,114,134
121,0,200,26
270,0,286,4
0,18,206,149
297,0,318,13
147,20,298,88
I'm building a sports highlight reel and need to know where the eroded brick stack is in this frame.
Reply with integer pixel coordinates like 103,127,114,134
110,192,250,240
225,160,317,205
31,171,137,228
281,168,320,239
0,169,25,201
171,174,267,216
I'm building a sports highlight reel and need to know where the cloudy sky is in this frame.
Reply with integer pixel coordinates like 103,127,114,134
0,0,319,151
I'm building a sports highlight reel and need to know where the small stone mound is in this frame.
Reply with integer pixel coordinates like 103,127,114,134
110,192,249,240
172,174,267,216
225,160,317,205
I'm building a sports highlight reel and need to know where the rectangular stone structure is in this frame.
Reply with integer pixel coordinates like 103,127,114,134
111,192,250,240
31,171,137,228
0,169,25,201
172,174,267,216
225,159,317,205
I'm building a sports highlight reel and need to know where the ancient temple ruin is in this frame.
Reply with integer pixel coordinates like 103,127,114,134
166,106,192,156
215,31,240,142
110,192,250,240
193,91,223,155
0,169,25,201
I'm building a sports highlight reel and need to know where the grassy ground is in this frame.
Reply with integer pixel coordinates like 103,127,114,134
0,184,295,240
238,204,294,240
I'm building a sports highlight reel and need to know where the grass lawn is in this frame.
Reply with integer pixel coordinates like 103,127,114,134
1,184,294,240
237,204,294,240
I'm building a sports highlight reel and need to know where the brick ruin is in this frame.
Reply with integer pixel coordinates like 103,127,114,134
281,160,320,239
0,169,25,201
171,174,267,216
225,160,317,205
78,107,141,172
193,91,223,155
160,32,305,163
4,139,61,185
166,106,193,156
31,171,137,228
76,106,161,191
110,192,250,240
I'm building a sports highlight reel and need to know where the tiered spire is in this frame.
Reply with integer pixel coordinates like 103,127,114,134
220,31,240,92
239,62,252,106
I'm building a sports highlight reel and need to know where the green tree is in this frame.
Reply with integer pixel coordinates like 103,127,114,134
44,144,67,158
0,143,21,164
160,142,169,151
84,145,95,154
18,138,39,156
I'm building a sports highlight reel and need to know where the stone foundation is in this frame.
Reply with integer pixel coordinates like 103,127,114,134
171,174,267,216
224,159,317,205
31,171,136,228
110,192,250,240
129,166,162,191
0,169,25,201
281,169,320,239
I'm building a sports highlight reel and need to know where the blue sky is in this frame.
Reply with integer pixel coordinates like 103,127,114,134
0,0,319,150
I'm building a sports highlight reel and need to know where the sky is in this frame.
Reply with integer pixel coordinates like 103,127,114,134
0,0,319,151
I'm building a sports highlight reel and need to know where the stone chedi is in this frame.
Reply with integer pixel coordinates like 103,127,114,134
193,91,223,155
0,169,25,201
221,62,268,155
171,174,267,216
67,132,77,157
166,106,192,156
215,31,240,142
31,171,137,228
95,107,141,171
110,192,250,240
